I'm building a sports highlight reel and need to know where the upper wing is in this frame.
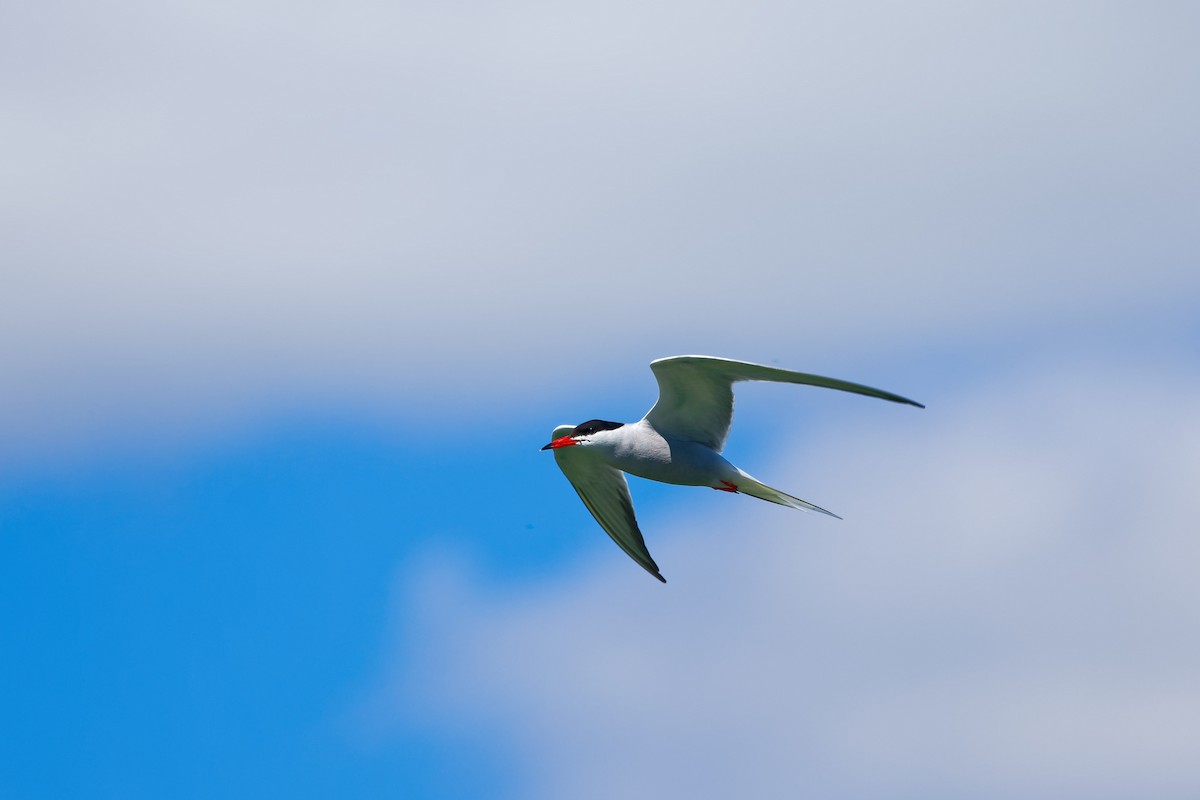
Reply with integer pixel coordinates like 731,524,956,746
549,425,665,583
644,355,924,452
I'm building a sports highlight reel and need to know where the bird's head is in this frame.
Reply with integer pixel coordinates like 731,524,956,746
541,419,625,451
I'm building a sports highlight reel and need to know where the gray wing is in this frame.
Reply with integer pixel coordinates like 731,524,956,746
644,355,924,452
549,426,665,583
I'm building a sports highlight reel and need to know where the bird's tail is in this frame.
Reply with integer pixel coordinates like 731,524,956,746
732,473,842,519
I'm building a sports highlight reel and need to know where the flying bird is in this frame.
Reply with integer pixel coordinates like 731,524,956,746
542,355,923,582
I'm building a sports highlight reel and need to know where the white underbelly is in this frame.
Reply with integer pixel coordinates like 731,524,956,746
607,435,735,487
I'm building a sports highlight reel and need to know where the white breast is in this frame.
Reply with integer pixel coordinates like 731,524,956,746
601,420,737,487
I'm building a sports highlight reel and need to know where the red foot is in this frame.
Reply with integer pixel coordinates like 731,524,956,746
713,480,739,493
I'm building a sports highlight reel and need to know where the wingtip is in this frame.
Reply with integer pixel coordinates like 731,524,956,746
642,562,667,583
888,393,925,409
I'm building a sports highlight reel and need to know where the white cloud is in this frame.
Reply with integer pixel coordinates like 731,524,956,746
2,1,1198,457
374,355,1200,798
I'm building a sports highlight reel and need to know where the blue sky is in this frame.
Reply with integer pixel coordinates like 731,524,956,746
3,1,1200,798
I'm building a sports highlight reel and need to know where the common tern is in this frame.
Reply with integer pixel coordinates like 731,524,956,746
542,355,923,582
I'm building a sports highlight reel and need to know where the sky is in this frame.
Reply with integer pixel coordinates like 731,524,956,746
2,1,1199,797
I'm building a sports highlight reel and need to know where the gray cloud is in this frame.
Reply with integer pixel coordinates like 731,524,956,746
3,1,1198,457
375,354,1200,798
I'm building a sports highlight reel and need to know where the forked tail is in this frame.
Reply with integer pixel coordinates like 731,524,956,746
731,473,842,519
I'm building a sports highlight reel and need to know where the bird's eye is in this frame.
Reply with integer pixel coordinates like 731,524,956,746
572,419,624,436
